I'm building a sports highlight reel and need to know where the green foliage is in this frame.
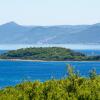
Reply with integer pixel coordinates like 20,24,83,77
89,69,97,80
0,47,100,61
0,65,100,100
0,47,87,61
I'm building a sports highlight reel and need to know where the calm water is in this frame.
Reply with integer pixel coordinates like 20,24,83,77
0,50,8,54
75,50,100,56
0,61,100,88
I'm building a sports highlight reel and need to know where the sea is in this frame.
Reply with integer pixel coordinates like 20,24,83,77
0,44,100,88
0,61,100,88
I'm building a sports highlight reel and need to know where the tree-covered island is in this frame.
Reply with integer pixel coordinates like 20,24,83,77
0,47,100,61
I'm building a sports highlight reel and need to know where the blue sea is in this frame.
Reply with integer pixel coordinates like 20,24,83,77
0,47,100,88
75,49,100,56
0,60,100,88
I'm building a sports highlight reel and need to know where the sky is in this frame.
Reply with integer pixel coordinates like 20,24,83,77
0,0,100,26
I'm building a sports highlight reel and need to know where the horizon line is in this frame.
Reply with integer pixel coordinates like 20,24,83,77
0,21,100,26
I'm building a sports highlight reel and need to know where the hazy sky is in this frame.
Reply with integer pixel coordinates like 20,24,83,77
0,0,100,25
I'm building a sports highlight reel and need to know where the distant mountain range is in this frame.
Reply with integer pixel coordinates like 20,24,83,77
0,22,100,44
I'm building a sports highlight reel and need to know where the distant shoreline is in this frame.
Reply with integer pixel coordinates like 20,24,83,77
0,59,100,62
0,59,44,62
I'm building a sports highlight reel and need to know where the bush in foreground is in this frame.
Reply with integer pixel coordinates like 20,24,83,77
0,65,100,100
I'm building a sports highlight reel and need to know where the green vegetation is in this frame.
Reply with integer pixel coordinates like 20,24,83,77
0,47,100,61
0,65,100,100
0,47,90,61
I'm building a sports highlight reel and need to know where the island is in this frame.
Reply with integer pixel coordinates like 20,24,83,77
0,47,100,61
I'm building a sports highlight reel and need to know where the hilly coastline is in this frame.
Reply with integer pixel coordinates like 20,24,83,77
0,22,100,44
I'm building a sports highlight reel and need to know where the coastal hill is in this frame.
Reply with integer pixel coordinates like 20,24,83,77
0,47,100,61
0,47,87,61
0,22,100,44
